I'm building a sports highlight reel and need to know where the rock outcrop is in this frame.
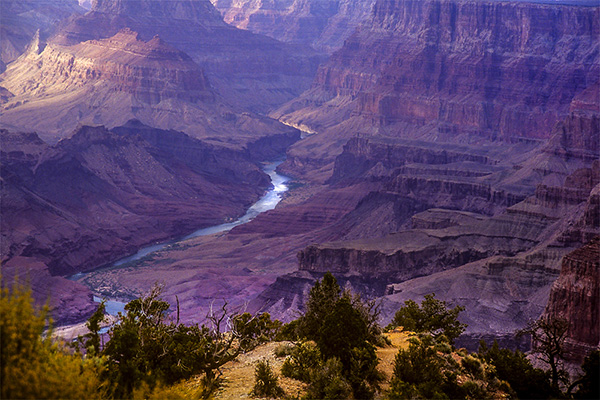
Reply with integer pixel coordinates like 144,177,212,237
50,0,324,112
542,237,600,365
211,0,376,53
253,161,599,350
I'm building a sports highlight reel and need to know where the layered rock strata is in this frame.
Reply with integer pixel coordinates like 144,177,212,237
50,0,324,112
542,237,600,365
0,29,297,144
253,161,599,350
211,0,376,53
274,0,600,179
0,0,83,72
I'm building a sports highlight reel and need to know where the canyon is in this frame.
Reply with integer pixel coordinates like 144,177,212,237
0,0,324,142
1,121,297,322
273,0,599,180
0,0,598,362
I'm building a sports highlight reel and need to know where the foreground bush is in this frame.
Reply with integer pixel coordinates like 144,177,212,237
286,273,384,399
387,293,466,345
1,280,106,399
250,360,285,398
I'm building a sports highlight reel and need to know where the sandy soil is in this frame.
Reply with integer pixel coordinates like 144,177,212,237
212,331,410,399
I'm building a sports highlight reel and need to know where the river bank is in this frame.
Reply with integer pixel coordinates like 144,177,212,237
70,160,291,314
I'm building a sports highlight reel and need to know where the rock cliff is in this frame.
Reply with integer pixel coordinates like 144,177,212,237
50,0,324,112
253,160,599,350
211,0,376,53
542,236,599,365
0,29,298,144
274,0,600,179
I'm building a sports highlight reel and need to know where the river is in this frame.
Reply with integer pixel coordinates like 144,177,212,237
73,160,291,316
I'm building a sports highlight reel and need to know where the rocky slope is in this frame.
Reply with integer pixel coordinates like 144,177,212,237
252,159,599,349
1,122,285,323
0,0,83,72
249,83,599,347
0,28,298,144
210,0,376,53
49,0,324,112
273,0,600,179
542,236,599,365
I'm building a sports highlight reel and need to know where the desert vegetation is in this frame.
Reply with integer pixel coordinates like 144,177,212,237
2,275,598,399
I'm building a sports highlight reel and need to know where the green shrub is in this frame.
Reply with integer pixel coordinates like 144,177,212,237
251,360,285,398
233,312,282,352
572,350,599,399
281,341,321,382
389,294,466,345
478,340,553,399
304,357,352,400
461,355,484,379
274,342,294,358
276,319,300,341
294,273,384,399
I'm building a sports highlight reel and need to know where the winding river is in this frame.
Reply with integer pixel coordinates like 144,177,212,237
73,160,290,316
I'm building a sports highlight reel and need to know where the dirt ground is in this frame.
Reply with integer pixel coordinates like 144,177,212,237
213,330,410,399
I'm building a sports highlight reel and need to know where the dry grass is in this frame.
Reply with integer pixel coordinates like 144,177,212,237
211,330,411,400
377,329,411,393
214,341,306,400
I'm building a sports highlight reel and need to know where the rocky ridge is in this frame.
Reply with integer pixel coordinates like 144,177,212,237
50,0,325,112
0,0,84,72
542,237,599,365
0,28,297,144
252,160,599,349
250,80,600,346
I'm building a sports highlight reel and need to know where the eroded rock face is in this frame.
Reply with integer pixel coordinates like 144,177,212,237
543,237,600,364
50,0,324,112
274,0,600,179
0,28,300,143
93,0,221,19
0,0,84,71
3,29,211,104
211,0,376,53
254,161,599,350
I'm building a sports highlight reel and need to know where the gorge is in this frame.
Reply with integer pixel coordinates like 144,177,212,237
1,0,598,362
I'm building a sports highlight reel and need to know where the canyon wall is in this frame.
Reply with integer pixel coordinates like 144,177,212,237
274,0,600,179
0,28,298,144
211,0,376,53
50,0,325,112
0,122,292,323
543,237,599,365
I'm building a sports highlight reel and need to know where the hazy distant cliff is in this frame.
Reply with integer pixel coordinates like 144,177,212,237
0,0,83,72
51,0,324,112
211,0,376,52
